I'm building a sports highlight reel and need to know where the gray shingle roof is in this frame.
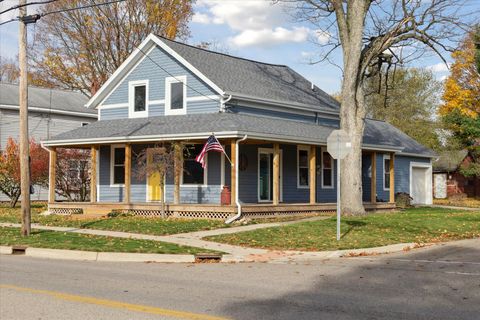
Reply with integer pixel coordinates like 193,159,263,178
45,113,434,157
433,150,468,172
0,82,95,115
160,37,340,112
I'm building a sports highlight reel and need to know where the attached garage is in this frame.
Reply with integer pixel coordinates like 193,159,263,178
410,162,433,205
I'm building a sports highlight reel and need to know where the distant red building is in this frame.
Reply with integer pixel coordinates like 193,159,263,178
433,150,480,198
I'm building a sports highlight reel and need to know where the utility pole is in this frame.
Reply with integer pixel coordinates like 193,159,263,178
19,0,31,236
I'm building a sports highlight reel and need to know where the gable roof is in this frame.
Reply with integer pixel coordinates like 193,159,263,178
42,112,434,158
159,37,340,112
86,34,339,113
433,150,469,172
0,82,96,118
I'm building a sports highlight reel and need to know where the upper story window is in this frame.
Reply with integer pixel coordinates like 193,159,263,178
111,145,125,186
383,155,390,190
321,150,334,188
165,76,187,115
128,80,148,118
182,144,206,185
297,146,309,188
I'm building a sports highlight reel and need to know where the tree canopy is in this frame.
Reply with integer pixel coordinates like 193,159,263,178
366,68,442,151
32,0,194,95
440,29,480,177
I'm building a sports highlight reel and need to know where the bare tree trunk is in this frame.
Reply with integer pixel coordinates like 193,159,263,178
340,86,367,215
337,1,368,216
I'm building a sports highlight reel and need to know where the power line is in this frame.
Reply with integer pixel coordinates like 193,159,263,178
0,0,126,26
0,0,58,16
136,46,221,103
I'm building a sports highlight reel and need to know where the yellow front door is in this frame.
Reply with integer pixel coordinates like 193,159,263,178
147,149,163,202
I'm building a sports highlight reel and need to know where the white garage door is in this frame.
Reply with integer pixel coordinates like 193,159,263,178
410,163,433,205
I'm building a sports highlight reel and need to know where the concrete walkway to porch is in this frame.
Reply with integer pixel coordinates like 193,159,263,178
0,216,330,260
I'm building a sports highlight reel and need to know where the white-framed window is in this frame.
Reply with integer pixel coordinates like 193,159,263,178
110,145,126,186
321,149,334,188
297,146,310,188
128,80,148,118
383,154,390,190
165,76,187,115
181,144,207,186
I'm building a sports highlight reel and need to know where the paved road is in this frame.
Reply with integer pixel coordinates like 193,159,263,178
1,239,479,320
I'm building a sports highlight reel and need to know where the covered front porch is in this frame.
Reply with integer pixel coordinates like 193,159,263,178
45,137,398,220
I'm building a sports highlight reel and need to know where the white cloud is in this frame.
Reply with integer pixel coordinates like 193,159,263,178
313,30,330,45
196,0,284,30
230,27,315,48
301,51,315,57
427,62,450,73
195,0,329,48
192,12,212,24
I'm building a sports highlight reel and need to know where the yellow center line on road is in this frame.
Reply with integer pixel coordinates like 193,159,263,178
0,284,230,320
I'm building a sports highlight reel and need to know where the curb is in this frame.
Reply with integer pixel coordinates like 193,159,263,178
1,240,468,263
0,246,195,263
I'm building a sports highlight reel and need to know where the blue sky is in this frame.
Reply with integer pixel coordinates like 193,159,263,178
1,0,478,94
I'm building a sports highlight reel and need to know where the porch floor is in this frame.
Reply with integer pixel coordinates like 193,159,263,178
48,202,397,220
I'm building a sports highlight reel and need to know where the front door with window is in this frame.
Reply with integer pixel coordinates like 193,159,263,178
258,149,282,202
147,149,163,202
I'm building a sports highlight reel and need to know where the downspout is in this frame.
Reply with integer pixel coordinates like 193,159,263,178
225,134,248,224
220,94,232,112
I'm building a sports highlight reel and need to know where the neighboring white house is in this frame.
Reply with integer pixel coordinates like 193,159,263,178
0,82,97,201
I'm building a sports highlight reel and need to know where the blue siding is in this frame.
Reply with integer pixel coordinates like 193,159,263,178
100,107,128,120
98,145,222,204
282,144,309,203
149,103,164,117
227,104,340,127
316,148,338,203
97,144,429,205
238,144,263,203
99,46,219,119
362,154,372,202
395,155,430,195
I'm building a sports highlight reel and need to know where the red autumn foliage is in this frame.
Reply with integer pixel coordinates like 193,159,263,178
0,138,49,207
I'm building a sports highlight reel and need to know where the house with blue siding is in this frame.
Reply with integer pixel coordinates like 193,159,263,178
42,34,435,220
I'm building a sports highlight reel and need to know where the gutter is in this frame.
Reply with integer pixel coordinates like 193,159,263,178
0,104,97,119
225,91,340,116
220,94,232,112
225,134,248,224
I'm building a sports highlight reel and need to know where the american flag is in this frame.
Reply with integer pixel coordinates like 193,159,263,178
195,135,226,168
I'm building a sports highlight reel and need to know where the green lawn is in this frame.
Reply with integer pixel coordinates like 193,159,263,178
205,207,480,251
0,227,215,254
0,204,227,236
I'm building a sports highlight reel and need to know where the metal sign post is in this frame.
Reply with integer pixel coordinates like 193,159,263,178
327,130,352,241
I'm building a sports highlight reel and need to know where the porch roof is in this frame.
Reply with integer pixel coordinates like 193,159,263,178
42,113,435,157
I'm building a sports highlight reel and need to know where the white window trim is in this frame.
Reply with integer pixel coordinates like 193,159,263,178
128,80,149,118
257,148,283,203
165,75,187,115
110,144,126,187
320,148,334,189
297,145,310,189
181,145,207,187
383,154,391,191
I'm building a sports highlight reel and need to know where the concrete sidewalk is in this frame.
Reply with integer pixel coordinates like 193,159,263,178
1,218,459,263
0,216,330,258
427,204,480,211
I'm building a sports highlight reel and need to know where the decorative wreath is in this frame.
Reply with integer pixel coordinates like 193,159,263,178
239,153,248,171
